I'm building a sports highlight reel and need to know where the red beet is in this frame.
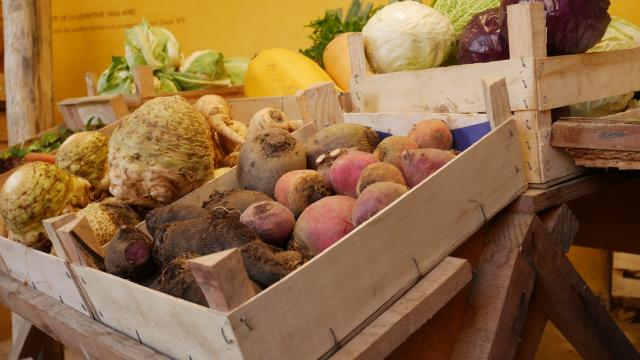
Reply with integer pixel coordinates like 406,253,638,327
290,196,356,259
352,182,408,226
407,120,453,150
400,149,456,187
240,201,295,247
329,151,379,197
274,170,332,217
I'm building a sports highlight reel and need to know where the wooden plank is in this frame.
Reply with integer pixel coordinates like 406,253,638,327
565,148,640,170
507,2,547,59
57,95,129,131
347,33,368,113
539,204,580,253
613,252,640,272
187,249,258,312
523,217,640,360
332,257,472,360
538,128,584,183
482,77,512,129
551,119,640,151
0,237,90,316
42,213,78,262
512,171,634,213
228,95,300,124
9,321,63,360
296,82,345,129
450,212,536,360
132,66,154,98
351,58,536,114
3,0,54,144
227,119,526,360
343,112,488,134
0,272,168,359
85,72,97,96
536,47,640,111
72,265,243,359
612,269,640,299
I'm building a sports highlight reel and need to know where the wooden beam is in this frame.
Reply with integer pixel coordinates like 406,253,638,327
539,204,579,253
522,217,639,360
9,321,63,360
536,47,640,111
295,82,344,129
0,272,168,359
332,257,471,360
450,212,536,360
512,171,636,213
482,77,512,129
3,0,55,144
551,119,640,151
187,249,257,312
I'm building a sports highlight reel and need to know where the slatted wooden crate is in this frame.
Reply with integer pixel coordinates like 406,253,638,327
348,2,640,187
50,86,525,359
612,252,640,303
551,107,640,169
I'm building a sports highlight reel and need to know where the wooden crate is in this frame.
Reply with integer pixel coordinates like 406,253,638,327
348,3,640,187
551,107,640,169
51,90,525,359
612,252,640,301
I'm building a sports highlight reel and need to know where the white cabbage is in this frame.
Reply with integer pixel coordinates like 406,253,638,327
362,1,455,73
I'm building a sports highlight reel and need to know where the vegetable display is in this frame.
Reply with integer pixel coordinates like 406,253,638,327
500,0,611,56
125,20,181,70
362,1,456,73
433,0,501,37
0,126,73,173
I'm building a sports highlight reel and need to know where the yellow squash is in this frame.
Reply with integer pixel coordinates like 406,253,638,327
323,33,354,91
244,48,339,97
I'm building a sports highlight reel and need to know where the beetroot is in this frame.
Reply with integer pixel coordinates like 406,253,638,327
240,201,295,247
274,170,332,217
330,151,379,197
156,253,208,306
352,182,408,226
407,120,453,150
238,128,306,197
373,136,418,168
145,204,210,238
400,149,457,187
104,226,156,282
315,148,350,187
305,123,380,168
203,189,272,213
356,163,406,196
240,240,291,289
290,196,356,259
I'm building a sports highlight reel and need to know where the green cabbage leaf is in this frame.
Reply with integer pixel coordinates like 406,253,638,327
433,0,500,37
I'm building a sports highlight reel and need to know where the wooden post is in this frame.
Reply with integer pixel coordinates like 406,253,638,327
188,249,258,312
3,0,54,145
347,33,367,113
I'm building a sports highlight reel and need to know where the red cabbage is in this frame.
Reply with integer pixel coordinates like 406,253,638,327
501,0,611,56
458,8,509,64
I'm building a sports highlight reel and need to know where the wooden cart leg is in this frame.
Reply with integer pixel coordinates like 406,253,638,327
523,217,639,360
450,212,537,359
516,204,579,359
10,317,63,360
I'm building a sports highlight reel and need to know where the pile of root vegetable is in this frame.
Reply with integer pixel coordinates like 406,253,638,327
0,93,457,305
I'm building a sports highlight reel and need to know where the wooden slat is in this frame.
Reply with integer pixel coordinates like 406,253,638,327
296,82,345,129
511,171,634,213
343,112,488,134
0,237,90,316
613,252,640,272
536,47,640,111
539,204,580,253
351,58,536,114
0,272,168,359
565,148,640,170
482,77,512,129
537,127,584,183
8,321,63,360
331,257,472,360
551,119,640,151
3,0,54,144
228,95,300,124
227,119,526,360
523,217,640,360
450,212,536,359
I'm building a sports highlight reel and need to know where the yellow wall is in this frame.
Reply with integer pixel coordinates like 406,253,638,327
51,0,640,107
